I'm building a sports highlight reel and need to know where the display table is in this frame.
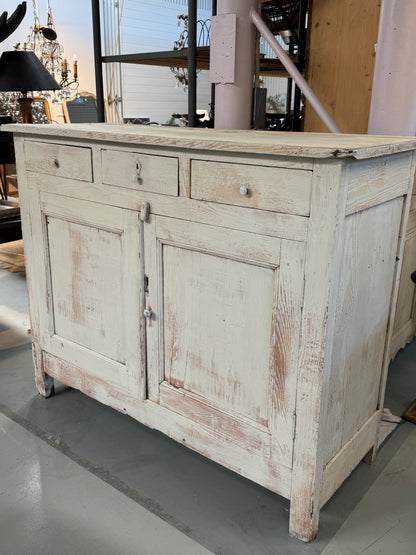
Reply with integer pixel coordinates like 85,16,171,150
5,123,416,541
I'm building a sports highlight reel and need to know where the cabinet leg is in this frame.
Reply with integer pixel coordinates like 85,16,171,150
363,444,377,465
289,499,320,542
32,344,55,398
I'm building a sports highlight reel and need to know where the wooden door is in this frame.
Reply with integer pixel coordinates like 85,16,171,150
30,191,145,398
144,216,304,468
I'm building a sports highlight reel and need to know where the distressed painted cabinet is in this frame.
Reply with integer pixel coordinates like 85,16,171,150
391,177,416,358
6,124,416,542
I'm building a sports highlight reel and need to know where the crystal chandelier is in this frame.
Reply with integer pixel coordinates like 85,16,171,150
14,0,79,103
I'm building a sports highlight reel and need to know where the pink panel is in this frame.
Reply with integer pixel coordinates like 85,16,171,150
210,14,237,84
213,0,257,130
368,0,416,136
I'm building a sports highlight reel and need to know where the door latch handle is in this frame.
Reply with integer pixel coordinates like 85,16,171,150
140,202,150,222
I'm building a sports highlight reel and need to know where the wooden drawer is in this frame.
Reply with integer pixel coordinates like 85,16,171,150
191,159,312,216
101,149,178,196
25,141,92,182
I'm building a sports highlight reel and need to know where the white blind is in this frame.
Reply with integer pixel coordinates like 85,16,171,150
163,0,212,11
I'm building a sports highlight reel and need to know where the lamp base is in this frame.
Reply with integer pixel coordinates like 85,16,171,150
18,97,33,124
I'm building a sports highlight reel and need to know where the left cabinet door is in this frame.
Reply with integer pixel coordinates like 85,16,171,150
28,191,145,398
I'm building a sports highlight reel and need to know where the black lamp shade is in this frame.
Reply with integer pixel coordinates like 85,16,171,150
0,50,61,93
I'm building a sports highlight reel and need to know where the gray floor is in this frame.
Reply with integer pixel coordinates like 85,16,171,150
0,268,415,555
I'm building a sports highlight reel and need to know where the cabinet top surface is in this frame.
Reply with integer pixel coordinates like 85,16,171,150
4,123,416,160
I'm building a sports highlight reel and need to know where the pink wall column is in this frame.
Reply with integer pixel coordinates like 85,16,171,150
211,0,257,129
368,0,416,135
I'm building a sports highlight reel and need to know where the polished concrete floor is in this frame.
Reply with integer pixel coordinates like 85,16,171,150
0,268,415,555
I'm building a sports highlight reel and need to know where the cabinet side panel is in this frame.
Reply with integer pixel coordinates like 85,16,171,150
391,191,416,357
392,229,416,332
346,153,412,215
323,197,404,465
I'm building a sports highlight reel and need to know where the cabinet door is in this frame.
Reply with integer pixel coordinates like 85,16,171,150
144,216,304,467
30,191,144,397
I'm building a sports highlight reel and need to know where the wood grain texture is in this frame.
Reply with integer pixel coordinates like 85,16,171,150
346,152,413,215
270,240,305,464
178,155,191,197
35,192,144,395
159,383,271,456
101,148,179,196
289,160,348,542
12,137,56,398
30,171,309,242
144,216,303,468
392,229,416,332
366,151,416,462
390,228,416,358
33,343,55,398
320,410,381,508
191,159,312,216
43,351,293,499
408,195,416,228
162,245,274,426
322,198,404,465
303,0,381,134
47,217,126,362
24,140,93,182
5,123,416,159
11,125,416,543
153,214,282,266
391,191,416,357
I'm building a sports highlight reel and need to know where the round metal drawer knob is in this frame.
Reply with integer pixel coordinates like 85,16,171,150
239,185,249,196
143,308,153,319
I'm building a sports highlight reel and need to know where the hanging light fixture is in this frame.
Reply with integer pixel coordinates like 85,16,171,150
14,0,79,103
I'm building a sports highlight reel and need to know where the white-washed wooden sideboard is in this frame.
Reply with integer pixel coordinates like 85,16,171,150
391,173,416,358
6,124,416,542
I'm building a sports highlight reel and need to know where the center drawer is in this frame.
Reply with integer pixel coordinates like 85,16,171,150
191,159,312,216
101,149,178,196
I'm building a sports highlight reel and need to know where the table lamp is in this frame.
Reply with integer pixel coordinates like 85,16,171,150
0,50,61,123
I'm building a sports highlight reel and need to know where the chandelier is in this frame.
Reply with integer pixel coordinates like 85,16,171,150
14,0,79,103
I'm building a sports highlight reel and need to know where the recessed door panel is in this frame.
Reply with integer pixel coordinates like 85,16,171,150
163,244,273,426
34,192,144,396
47,217,125,363
145,216,304,466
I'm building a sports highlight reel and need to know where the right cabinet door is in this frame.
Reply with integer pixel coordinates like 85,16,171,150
145,216,304,468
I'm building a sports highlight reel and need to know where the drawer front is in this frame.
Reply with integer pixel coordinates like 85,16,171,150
25,141,93,182
101,149,178,196
191,159,312,216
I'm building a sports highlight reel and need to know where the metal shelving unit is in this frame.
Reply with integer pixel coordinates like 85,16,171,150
91,0,308,129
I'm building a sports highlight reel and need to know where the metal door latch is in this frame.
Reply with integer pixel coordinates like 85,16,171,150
140,202,150,222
